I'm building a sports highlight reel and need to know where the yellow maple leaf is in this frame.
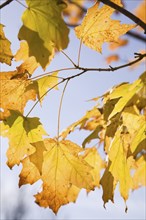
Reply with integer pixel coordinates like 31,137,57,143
108,129,134,201
34,72,58,103
34,139,94,213
75,1,135,53
132,154,146,189
15,41,39,75
0,111,47,168
61,106,102,139
81,147,105,188
0,24,13,65
0,70,36,120
19,157,40,187
18,0,69,69
100,162,117,205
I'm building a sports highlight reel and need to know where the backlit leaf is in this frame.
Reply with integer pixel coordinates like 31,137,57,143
0,24,13,65
75,1,135,53
0,111,47,168
132,154,146,189
18,0,69,69
0,70,36,120
15,41,39,75
35,139,94,213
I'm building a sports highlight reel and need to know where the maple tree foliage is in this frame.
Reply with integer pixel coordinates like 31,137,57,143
0,0,146,215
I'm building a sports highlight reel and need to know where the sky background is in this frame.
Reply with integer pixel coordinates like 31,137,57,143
0,0,146,219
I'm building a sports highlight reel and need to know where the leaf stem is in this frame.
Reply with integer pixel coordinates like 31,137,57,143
15,0,27,9
30,67,76,80
57,80,69,142
77,40,82,66
25,80,64,117
61,51,76,66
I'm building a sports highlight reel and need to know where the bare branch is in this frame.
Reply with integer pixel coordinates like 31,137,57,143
0,0,14,9
99,0,146,34
74,53,146,73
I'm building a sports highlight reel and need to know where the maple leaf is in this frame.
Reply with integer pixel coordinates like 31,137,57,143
108,72,146,119
81,147,105,188
108,129,134,201
32,72,59,103
132,154,146,189
75,1,135,53
19,157,40,187
0,70,36,120
0,111,47,168
18,0,69,69
34,139,94,213
0,24,13,65
100,162,117,205
61,107,102,139
15,41,39,75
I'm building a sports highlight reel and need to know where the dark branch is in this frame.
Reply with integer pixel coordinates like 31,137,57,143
99,0,146,34
73,53,146,73
126,31,146,43
0,0,14,9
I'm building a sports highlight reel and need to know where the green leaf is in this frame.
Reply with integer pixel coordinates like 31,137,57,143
35,72,58,103
0,24,13,65
18,0,69,69
0,110,48,168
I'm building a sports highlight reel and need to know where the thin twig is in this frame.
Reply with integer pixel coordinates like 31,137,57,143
57,80,70,142
61,51,76,66
15,0,27,8
30,67,76,80
25,80,64,117
127,31,146,43
99,0,146,33
77,40,82,66
0,0,13,9
26,53,145,117
74,53,146,72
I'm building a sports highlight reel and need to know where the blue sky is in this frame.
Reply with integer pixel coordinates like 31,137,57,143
0,0,145,219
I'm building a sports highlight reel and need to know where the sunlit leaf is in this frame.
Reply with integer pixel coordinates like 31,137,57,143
0,70,36,120
0,24,13,65
0,111,47,168
132,154,146,189
75,1,135,53
35,139,94,213
15,41,39,75
18,0,69,69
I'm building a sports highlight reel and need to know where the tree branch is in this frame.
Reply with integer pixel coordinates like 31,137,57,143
73,53,146,73
99,0,146,34
127,31,146,43
0,0,14,9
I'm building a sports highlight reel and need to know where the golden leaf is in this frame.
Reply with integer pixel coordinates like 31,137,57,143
0,70,36,120
81,147,105,188
0,24,13,65
35,139,94,213
0,111,47,168
15,41,39,75
132,154,146,189
75,1,135,53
